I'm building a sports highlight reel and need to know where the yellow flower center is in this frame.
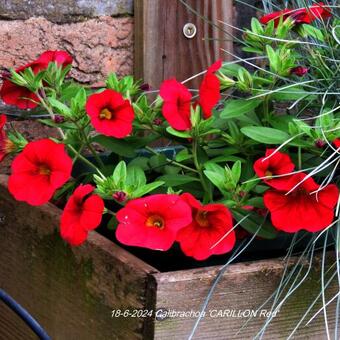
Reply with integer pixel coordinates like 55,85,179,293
3,139,15,154
195,210,209,227
265,170,273,178
39,165,51,176
99,108,113,120
145,215,165,229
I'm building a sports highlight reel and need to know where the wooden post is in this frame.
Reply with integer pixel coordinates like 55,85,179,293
134,0,234,89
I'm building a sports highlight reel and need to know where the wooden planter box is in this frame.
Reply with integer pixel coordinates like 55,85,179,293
0,174,337,339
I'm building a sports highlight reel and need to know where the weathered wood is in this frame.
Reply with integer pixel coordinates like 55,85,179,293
134,0,234,89
0,303,37,340
0,174,337,339
0,175,158,340
154,258,337,339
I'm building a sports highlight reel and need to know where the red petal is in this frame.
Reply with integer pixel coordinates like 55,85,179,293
116,194,192,251
0,114,7,129
86,89,134,138
159,79,192,131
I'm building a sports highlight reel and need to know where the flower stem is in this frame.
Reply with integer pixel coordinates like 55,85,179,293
67,145,106,179
36,91,105,179
192,138,212,202
298,146,302,170
144,146,198,174
35,92,65,138
73,120,105,169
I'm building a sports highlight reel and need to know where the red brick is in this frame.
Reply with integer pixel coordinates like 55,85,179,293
0,16,134,85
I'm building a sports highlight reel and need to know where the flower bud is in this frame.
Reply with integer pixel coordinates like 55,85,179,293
54,115,65,124
315,139,325,148
290,66,309,77
113,191,127,202
153,118,163,126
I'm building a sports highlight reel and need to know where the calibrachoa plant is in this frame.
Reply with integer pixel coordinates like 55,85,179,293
0,1,340,335
0,3,339,260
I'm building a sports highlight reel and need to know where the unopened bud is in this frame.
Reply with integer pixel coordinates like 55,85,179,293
113,191,127,202
54,115,65,124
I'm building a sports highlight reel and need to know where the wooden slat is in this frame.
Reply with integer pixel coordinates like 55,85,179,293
0,303,37,340
0,175,159,340
134,0,233,89
1,172,337,340
154,256,337,339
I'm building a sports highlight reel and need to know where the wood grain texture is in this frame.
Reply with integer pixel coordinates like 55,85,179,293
154,258,337,339
0,303,37,340
0,175,158,340
134,0,233,89
0,174,337,340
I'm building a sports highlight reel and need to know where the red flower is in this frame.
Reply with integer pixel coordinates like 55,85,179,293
254,149,295,190
0,114,6,129
290,66,309,77
334,139,340,149
0,50,72,109
116,194,192,251
0,114,14,162
159,79,192,131
37,50,73,67
60,184,104,246
8,139,72,206
260,8,291,26
86,89,134,138
176,193,235,260
199,60,222,119
260,3,332,27
264,173,339,233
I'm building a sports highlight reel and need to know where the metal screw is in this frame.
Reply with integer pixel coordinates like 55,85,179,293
183,23,197,39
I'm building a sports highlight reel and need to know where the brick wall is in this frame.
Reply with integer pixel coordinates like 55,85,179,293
0,0,134,84
0,0,134,173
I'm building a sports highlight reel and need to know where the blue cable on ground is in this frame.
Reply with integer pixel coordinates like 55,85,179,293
0,289,51,340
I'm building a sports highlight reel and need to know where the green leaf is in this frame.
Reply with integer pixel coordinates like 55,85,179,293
71,88,87,113
231,161,242,184
204,162,226,193
92,135,136,157
166,127,191,138
244,197,264,208
158,174,199,187
164,165,181,175
175,148,192,162
133,181,165,197
299,24,324,41
242,46,263,54
251,18,264,34
48,97,71,116
38,119,76,129
107,215,118,230
271,87,316,101
113,161,127,187
266,45,279,73
220,99,262,119
148,154,167,171
209,155,245,163
128,157,149,170
241,126,290,144
232,209,278,239
126,165,146,188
